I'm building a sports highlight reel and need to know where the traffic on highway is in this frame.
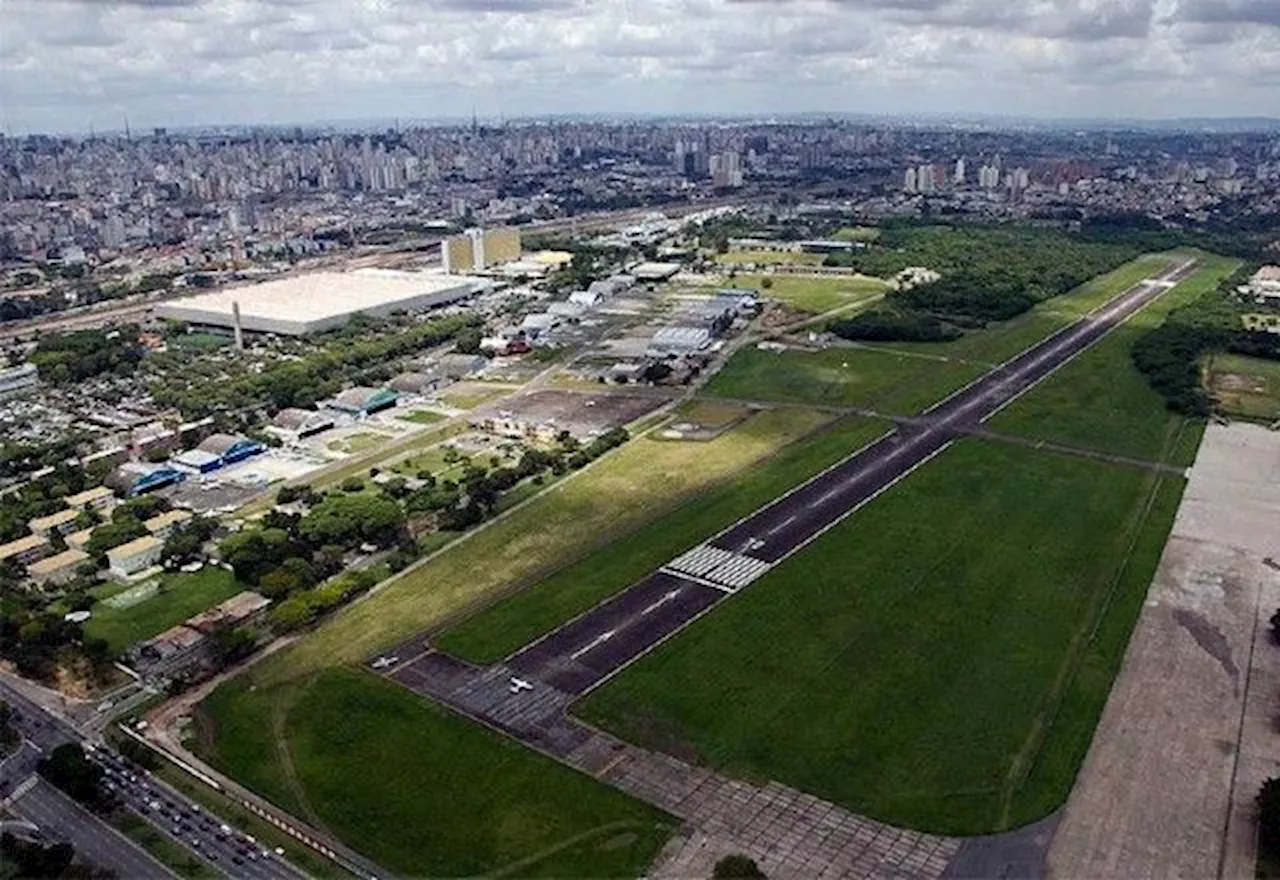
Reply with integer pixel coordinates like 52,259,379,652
0,677,305,880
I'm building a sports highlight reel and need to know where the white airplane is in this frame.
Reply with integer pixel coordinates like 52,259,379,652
509,677,534,694
370,655,399,670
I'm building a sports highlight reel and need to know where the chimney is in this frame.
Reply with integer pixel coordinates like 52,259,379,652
232,300,244,351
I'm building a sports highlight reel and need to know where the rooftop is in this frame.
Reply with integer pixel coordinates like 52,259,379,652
27,548,89,576
107,535,164,560
155,269,483,333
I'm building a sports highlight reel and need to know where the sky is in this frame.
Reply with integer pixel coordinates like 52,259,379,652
2,0,1279,134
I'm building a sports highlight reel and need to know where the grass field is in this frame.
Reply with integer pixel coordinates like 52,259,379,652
715,250,824,267
988,255,1240,465
439,416,888,662
704,345,986,416
327,432,391,454
396,409,445,425
731,273,889,314
833,226,881,242
579,439,1187,835
86,567,243,655
249,407,834,684
196,669,674,877
440,387,509,409
1205,352,1280,421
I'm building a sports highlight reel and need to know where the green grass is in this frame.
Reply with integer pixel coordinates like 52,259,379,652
85,568,244,655
108,810,220,879
703,345,986,416
579,439,1186,835
251,407,835,682
439,416,888,662
988,255,1241,465
197,669,675,878
832,226,882,242
731,273,889,314
440,388,507,409
396,409,446,425
1206,352,1280,421
327,432,391,454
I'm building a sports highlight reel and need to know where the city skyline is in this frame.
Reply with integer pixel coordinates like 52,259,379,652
3,0,1280,135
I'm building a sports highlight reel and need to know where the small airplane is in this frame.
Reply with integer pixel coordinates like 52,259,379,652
509,677,534,694
370,655,399,670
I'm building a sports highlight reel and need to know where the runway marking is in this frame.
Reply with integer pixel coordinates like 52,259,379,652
640,589,682,616
569,629,616,661
766,515,798,536
665,545,773,590
660,568,737,594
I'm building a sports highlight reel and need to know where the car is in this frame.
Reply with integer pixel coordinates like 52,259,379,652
219,824,231,834
274,847,285,856
233,856,244,865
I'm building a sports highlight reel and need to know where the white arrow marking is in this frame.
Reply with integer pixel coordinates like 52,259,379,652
570,629,616,661
640,590,682,617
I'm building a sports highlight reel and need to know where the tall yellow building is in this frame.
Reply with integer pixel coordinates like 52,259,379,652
441,227,522,274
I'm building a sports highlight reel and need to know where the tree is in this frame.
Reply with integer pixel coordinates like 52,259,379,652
713,854,766,879
760,277,773,289
454,327,484,355
340,476,364,493
38,744,110,811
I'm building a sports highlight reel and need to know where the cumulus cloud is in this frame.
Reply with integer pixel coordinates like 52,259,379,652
0,0,1275,132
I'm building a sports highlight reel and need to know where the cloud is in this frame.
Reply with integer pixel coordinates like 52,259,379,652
1177,0,1280,28
0,0,1276,133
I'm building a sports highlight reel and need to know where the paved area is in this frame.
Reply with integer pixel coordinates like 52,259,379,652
1047,422,1280,880
376,260,1203,879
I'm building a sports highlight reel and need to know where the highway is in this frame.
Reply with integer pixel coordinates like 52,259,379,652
386,258,1199,705
0,678,306,880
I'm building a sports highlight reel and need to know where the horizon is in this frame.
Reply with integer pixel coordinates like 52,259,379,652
5,0,1280,136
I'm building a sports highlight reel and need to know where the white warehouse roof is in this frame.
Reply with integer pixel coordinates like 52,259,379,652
155,269,487,336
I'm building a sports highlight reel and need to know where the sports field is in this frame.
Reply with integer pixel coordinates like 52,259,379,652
989,255,1240,465
703,344,985,416
733,273,888,314
86,567,243,655
438,416,888,662
579,439,1187,835
252,407,835,683
196,669,674,877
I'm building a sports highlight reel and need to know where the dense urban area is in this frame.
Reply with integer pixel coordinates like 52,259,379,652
2,115,1280,880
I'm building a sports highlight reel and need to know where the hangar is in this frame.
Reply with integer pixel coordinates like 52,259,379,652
155,269,487,336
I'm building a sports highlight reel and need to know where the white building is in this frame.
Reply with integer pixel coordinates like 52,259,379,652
107,535,164,579
1245,266,1280,301
155,269,486,336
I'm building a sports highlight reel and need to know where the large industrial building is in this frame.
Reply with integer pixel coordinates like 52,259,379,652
155,269,486,337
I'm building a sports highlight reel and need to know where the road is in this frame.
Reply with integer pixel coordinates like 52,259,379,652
386,258,1199,703
0,678,307,880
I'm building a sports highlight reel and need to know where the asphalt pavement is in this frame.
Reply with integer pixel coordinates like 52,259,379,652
0,678,306,880
391,258,1200,702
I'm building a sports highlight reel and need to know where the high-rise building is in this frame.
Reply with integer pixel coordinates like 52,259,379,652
954,158,967,187
904,167,918,193
442,227,522,274
917,164,936,194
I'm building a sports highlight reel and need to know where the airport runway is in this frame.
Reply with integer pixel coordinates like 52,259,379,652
385,257,1198,712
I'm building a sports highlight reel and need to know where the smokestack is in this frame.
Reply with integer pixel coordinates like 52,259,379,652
232,300,244,351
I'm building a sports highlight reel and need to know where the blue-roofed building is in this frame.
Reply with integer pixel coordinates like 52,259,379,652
198,433,266,465
106,463,188,497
